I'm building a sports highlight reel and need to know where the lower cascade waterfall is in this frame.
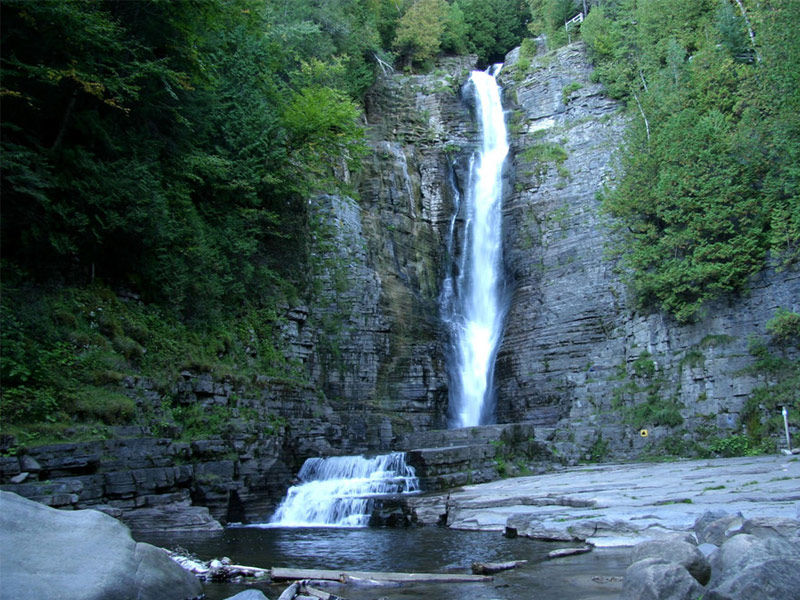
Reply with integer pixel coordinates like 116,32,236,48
267,453,419,527
442,67,510,428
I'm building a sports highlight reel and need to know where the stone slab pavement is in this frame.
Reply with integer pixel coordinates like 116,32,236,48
407,455,800,547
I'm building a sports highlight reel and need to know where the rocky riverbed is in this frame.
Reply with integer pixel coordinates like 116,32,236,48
2,455,798,600
405,454,800,545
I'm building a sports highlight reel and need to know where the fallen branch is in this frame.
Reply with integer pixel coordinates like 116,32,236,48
270,567,492,584
165,550,269,581
471,560,527,575
277,582,300,600
303,585,346,600
547,545,593,559
341,575,403,588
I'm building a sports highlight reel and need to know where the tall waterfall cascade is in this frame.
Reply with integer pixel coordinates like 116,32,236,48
268,453,419,527
442,67,510,429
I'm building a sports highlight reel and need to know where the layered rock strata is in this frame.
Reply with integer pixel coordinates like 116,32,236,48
0,57,482,527
401,455,800,544
496,43,799,461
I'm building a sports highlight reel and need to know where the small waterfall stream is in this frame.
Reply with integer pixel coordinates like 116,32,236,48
442,67,510,428
268,453,419,527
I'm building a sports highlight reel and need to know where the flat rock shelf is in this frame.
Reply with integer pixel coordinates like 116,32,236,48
404,455,800,544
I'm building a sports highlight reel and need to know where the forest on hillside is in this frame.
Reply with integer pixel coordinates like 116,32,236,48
1,0,798,445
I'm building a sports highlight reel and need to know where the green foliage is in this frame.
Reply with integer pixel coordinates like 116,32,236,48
0,1,377,447
625,398,685,429
0,282,304,443
393,0,449,68
766,308,800,348
588,434,610,462
441,2,471,55
519,142,569,181
562,81,584,104
631,351,656,378
611,350,684,429
521,142,568,164
740,312,800,447
1,0,369,320
715,1,753,63
707,434,769,458
590,0,800,322
460,0,531,63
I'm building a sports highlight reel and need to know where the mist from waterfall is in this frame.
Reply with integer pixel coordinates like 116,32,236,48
441,67,509,429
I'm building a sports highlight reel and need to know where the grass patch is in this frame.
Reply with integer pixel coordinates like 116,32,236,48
1,283,305,448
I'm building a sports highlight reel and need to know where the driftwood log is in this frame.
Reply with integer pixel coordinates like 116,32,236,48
166,550,269,581
547,546,593,559
270,567,493,584
471,560,528,575
277,582,300,600
340,575,403,588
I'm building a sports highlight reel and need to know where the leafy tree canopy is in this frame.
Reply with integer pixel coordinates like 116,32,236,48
1,0,368,319
578,0,800,321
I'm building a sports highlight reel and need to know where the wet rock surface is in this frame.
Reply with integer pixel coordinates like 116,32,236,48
496,42,800,462
400,422,554,491
0,490,202,600
404,455,800,546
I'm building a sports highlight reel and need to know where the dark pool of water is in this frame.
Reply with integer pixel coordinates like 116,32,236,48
138,527,629,600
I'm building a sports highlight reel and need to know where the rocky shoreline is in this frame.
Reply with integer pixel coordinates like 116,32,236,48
2,455,798,600
405,454,800,545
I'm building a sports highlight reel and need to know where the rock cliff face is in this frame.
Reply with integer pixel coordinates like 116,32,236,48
0,56,483,524
3,44,798,525
495,43,799,461
305,55,481,444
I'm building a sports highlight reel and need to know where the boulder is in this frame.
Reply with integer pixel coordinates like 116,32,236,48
707,531,800,597
0,491,201,600
630,539,711,585
19,454,42,473
694,512,744,546
120,501,223,533
738,517,800,541
706,556,800,600
621,558,706,600
222,592,270,600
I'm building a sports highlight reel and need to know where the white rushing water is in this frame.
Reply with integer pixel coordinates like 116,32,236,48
442,67,510,429
267,453,419,527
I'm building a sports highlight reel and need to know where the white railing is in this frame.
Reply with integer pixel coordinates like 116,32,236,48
565,12,584,44
566,12,584,28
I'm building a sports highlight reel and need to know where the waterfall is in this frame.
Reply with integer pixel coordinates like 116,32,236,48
442,67,510,429
267,453,419,527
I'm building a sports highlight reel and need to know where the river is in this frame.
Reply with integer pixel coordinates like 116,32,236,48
139,526,628,600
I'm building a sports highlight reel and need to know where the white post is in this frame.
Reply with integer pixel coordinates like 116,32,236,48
782,406,793,454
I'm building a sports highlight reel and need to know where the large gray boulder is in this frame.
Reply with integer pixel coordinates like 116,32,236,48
222,591,270,600
630,538,711,585
694,511,744,546
0,491,201,600
621,558,706,600
706,532,800,599
738,517,800,541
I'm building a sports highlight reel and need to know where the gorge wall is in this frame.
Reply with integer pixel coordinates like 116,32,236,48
312,41,798,463
0,56,480,526
496,44,799,462
2,44,797,525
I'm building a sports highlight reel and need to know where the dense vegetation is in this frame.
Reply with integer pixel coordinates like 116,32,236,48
577,0,799,322
1,0,797,450
574,0,799,455
0,0,534,443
